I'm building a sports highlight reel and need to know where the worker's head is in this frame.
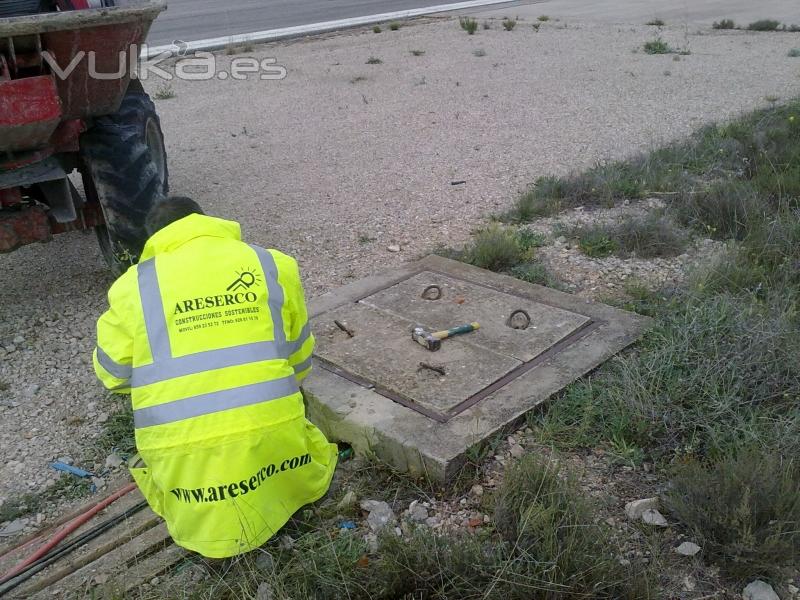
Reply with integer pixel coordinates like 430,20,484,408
145,196,204,236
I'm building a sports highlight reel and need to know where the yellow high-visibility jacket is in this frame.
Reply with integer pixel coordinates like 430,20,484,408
93,214,336,558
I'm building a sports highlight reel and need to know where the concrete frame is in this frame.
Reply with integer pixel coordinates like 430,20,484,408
304,255,651,480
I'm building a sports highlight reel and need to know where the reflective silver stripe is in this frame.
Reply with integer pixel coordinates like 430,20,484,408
287,322,311,356
292,356,313,375
132,247,311,387
133,375,299,428
96,346,131,381
137,259,171,361
132,340,285,387
250,245,286,345
131,325,312,387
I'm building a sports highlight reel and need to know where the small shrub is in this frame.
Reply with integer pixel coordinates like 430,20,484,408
463,226,523,272
494,455,653,597
0,492,43,522
646,18,665,26
789,48,800,57
510,262,552,286
154,82,175,99
366,56,382,64
95,404,135,458
712,18,736,29
349,76,367,84
577,229,618,257
616,214,688,257
570,214,688,259
665,451,800,579
643,37,674,54
531,22,540,31
472,48,486,57
673,180,767,240
502,17,516,31
389,22,400,31
747,19,781,31
409,49,425,56
372,25,381,33
537,15,550,22
501,187,558,221
482,20,491,30
459,16,478,34
515,228,547,251
697,214,800,295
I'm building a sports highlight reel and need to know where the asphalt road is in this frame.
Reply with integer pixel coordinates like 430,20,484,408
146,0,522,46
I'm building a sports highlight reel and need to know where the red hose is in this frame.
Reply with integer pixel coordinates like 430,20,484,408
0,482,137,582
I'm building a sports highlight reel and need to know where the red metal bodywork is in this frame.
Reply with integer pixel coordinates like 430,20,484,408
0,75,62,151
0,205,52,250
0,0,164,252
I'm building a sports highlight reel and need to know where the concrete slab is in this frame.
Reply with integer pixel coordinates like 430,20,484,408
304,255,651,480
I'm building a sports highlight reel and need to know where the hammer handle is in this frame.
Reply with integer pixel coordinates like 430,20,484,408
434,322,480,340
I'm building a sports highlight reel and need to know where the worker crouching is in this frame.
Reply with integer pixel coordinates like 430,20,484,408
92,197,337,558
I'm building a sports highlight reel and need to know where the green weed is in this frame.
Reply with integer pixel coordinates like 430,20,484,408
459,16,478,35
463,226,524,271
153,83,175,100
0,492,43,523
509,262,551,285
94,403,135,459
665,451,800,579
578,229,619,257
747,19,781,31
712,19,736,29
643,37,675,54
532,291,800,462
494,455,654,597
645,19,665,26
569,214,688,259
502,17,516,31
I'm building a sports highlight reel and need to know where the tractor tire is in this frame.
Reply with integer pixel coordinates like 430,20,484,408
80,79,168,277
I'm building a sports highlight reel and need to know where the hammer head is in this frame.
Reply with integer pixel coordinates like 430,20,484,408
412,326,441,351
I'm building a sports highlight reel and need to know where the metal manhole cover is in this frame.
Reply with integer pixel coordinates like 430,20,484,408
312,271,595,422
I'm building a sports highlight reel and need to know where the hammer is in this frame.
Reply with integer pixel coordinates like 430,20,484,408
411,322,480,351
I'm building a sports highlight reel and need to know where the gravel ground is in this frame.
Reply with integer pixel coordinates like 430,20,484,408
1,17,799,525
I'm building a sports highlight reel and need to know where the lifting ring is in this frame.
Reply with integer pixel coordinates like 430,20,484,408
507,309,531,330
421,284,442,300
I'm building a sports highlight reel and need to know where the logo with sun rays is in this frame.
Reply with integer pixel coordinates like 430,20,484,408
227,267,262,292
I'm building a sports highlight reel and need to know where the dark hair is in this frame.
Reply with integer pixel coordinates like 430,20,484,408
145,196,204,236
